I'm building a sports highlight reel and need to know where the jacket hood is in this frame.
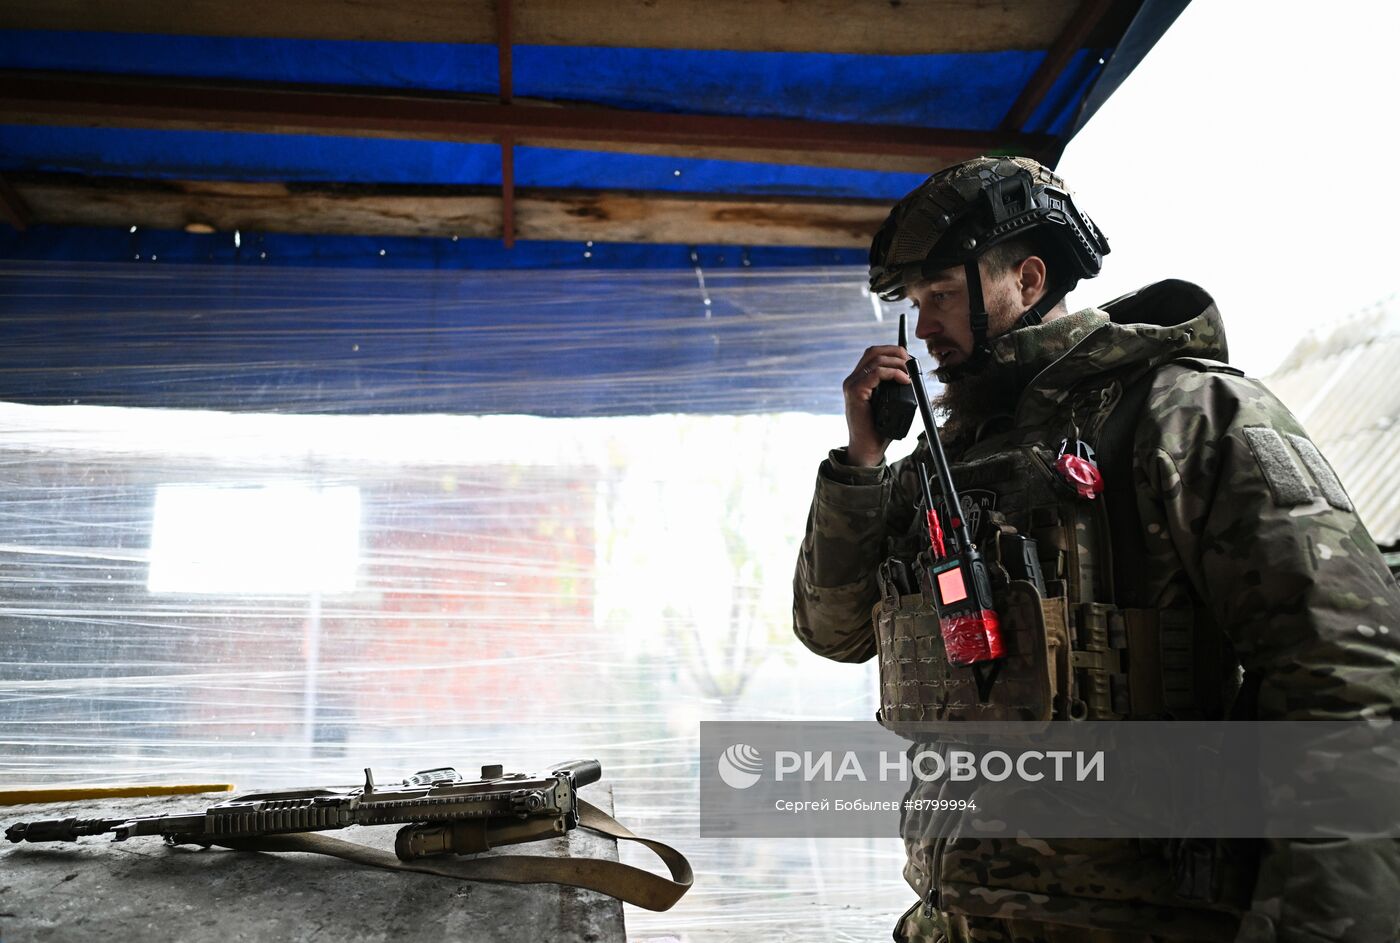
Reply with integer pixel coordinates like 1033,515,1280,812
1091,278,1227,368
998,280,1228,408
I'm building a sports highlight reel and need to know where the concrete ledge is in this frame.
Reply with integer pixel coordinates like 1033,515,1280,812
0,785,624,942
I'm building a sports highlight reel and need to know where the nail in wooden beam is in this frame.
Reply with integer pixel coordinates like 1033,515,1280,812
999,0,1117,134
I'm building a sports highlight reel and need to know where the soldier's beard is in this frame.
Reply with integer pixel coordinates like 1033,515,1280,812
932,368,1020,448
930,292,1023,447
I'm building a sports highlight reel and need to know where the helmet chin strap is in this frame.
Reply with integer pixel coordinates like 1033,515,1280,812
933,259,989,383
1012,283,1071,331
965,258,989,356
935,258,1070,383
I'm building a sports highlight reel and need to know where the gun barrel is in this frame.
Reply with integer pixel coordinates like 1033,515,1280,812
6,816,118,843
113,813,207,840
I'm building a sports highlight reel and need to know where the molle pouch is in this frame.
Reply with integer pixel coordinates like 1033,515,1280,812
997,532,1046,597
873,557,1071,737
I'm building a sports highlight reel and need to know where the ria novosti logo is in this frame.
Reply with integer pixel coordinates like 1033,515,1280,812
714,744,1107,788
718,743,762,789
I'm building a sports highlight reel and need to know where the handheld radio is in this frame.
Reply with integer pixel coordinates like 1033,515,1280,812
905,352,1004,666
870,314,918,441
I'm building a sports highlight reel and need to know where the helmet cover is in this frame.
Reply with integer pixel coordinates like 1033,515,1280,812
868,156,1109,301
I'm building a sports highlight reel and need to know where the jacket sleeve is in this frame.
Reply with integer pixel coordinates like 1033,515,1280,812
1140,368,1400,943
793,447,916,663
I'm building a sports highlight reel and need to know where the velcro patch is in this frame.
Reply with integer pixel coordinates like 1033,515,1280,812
1243,427,1313,506
1286,434,1354,512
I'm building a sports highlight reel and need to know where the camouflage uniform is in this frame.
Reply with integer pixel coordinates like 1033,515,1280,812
793,281,1400,942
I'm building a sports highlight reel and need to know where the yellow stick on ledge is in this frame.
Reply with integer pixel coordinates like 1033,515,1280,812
0,783,235,806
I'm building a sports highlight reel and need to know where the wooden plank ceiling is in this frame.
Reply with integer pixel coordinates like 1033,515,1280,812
0,0,1127,249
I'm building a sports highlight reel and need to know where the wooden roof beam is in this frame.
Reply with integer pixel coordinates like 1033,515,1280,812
498,0,515,248
9,175,891,248
0,71,1055,167
999,0,1118,132
0,0,1082,56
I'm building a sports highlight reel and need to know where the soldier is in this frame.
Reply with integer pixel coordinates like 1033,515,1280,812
792,157,1400,943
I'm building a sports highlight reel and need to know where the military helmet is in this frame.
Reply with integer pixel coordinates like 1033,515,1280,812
868,156,1109,302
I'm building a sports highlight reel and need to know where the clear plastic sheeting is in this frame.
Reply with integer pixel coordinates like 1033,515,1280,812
0,261,902,417
0,263,927,941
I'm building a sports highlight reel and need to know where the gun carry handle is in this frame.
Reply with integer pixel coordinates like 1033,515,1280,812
554,759,602,788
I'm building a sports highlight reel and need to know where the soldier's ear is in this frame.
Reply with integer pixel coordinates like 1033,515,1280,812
1017,255,1049,307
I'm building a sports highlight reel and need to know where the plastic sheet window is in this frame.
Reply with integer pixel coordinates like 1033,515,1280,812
0,264,921,941
148,484,361,595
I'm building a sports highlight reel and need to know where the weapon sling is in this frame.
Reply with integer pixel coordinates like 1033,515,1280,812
211,798,693,912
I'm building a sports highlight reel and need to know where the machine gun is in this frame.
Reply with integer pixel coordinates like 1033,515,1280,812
6,759,601,861
6,758,693,910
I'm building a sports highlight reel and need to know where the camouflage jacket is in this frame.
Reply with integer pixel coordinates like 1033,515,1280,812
793,281,1400,942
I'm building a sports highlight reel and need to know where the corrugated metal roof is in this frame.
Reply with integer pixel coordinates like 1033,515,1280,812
1268,294,1400,546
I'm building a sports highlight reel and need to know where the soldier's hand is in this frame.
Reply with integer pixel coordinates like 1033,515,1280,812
843,345,910,467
